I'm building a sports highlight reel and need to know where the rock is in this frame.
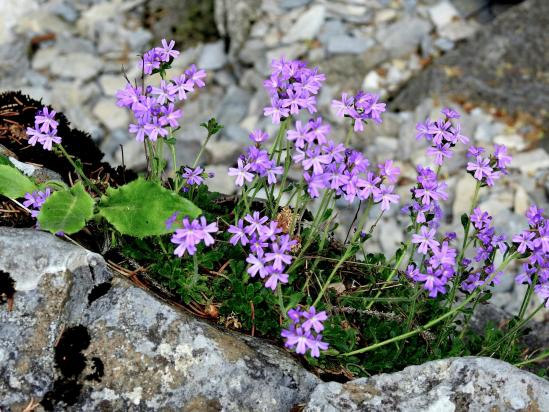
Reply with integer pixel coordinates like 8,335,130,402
514,185,530,215
215,0,262,63
510,149,549,174
428,1,460,30
493,133,526,151
206,139,241,164
282,5,326,43
50,52,102,81
280,0,312,9
0,228,319,410
215,85,251,128
304,357,549,411
326,35,375,55
376,17,432,58
114,138,147,170
392,0,549,136
439,20,479,42
434,37,455,52
93,99,130,131
206,164,237,194
32,47,59,71
198,41,228,70
452,173,478,219
378,218,403,256
99,74,127,96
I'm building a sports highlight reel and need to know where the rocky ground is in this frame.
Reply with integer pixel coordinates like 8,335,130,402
1,0,548,317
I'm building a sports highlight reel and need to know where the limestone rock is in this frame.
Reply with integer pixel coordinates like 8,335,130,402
304,357,549,411
282,5,326,43
0,228,319,411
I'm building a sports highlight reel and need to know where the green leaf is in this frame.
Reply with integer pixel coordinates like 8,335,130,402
37,182,94,234
0,164,37,198
98,178,201,238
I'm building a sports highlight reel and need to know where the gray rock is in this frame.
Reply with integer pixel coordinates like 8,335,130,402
0,228,319,410
304,357,549,411
326,35,375,55
428,1,460,30
434,37,455,51
93,99,130,131
392,0,549,136
510,149,549,174
198,40,228,71
215,85,252,127
376,17,432,58
280,0,312,9
50,52,102,81
283,5,326,43
215,0,262,63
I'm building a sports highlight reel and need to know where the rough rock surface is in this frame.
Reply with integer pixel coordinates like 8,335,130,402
304,357,549,412
0,228,319,410
392,0,549,133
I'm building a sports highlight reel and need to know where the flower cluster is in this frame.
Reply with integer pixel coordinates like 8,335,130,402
26,107,61,151
263,57,325,124
416,107,469,166
460,208,506,293
513,205,549,307
466,145,512,186
331,91,386,131
403,165,448,229
116,40,206,142
228,212,297,290
23,188,52,218
281,306,329,357
170,215,218,256
228,132,283,187
288,118,400,209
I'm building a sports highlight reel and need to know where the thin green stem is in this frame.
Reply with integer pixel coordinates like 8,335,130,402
515,349,549,367
344,124,354,146
191,254,199,285
192,133,212,169
57,144,101,196
277,284,287,319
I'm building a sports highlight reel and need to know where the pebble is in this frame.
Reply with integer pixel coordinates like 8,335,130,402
99,74,127,96
93,99,129,131
376,17,432,58
510,149,549,174
198,41,228,71
282,5,326,43
50,52,102,81
428,1,460,30
326,35,374,55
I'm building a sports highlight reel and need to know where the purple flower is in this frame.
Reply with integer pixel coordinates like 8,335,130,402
171,216,217,256
264,97,290,124
34,107,58,133
185,64,207,88
533,225,549,253
265,242,293,271
249,129,269,144
373,184,399,211
228,159,254,187
412,226,440,254
23,188,52,218
228,219,249,246
470,208,491,230
414,267,446,297
264,270,289,290
493,144,512,169
301,307,328,333
246,253,268,278
169,74,195,100
441,107,460,119
244,212,269,235
182,167,204,186
303,147,331,175
512,230,535,254
156,38,179,61
467,156,493,181
534,283,549,307
287,121,312,148
427,143,452,166
378,160,400,184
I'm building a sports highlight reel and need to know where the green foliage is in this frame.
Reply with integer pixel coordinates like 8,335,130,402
0,164,37,198
200,117,223,136
98,178,201,238
37,182,94,234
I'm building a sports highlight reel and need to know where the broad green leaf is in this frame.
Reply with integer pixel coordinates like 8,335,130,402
0,164,37,198
38,182,94,234
98,178,201,238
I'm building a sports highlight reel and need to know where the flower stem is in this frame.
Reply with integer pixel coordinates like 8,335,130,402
57,144,101,196
514,348,549,367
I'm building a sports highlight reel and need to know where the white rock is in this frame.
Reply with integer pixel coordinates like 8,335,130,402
428,1,460,30
93,99,129,131
514,185,529,216
198,41,227,70
452,173,477,219
114,138,146,170
206,165,237,195
31,47,58,71
50,52,102,80
99,74,127,96
282,5,326,43
493,134,526,151
326,35,374,55
378,218,403,256
439,20,478,41
510,149,549,174
375,9,397,24
362,71,383,91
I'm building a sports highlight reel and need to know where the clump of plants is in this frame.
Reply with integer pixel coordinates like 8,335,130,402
1,40,548,378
